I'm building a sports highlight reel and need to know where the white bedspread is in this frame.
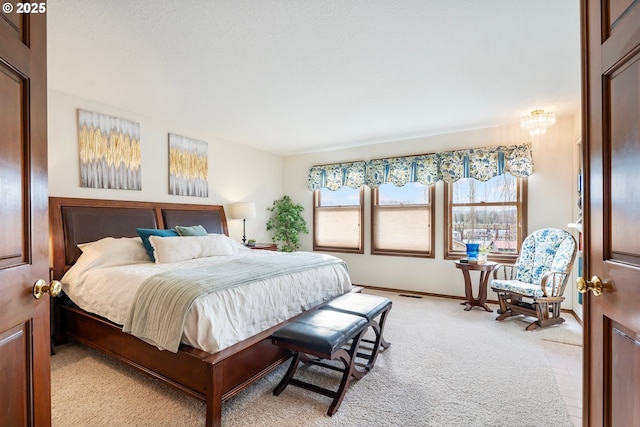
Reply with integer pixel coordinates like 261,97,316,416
61,250,352,353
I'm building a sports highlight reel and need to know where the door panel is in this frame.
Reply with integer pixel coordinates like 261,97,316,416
0,61,26,269
606,321,640,426
0,3,50,427
607,0,636,29
608,54,640,265
0,324,31,427
1,5,22,33
583,0,640,425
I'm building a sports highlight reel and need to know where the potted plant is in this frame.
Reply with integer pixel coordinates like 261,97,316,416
247,239,256,247
266,195,308,252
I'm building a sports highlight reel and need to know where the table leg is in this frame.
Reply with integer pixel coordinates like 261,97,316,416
476,271,493,312
459,268,494,312
461,269,474,310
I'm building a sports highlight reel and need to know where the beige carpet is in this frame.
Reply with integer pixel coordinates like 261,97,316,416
51,290,580,426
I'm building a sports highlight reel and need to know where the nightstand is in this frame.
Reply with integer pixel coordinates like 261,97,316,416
249,243,278,251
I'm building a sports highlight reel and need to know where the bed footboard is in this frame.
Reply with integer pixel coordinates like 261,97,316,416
56,301,293,427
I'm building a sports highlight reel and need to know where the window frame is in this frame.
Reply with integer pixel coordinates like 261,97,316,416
443,175,527,262
370,183,435,258
312,186,364,254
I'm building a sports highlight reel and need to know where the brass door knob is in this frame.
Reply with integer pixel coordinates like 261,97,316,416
33,279,62,299
576,275,603,296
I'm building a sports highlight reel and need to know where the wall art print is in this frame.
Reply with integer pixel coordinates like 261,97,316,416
77,109,142,190
168,133,209,197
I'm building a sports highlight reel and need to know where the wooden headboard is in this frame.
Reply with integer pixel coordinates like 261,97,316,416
49,197,228,280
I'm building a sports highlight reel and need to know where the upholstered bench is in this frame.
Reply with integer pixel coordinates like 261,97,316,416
271,309,369,416
319,292,392,372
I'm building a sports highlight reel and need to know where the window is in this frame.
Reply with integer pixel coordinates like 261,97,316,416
313,186,363,253
444,173,527,260
372,182,434,257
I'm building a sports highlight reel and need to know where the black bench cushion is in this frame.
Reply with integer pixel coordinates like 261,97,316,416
272,309,368,355
320,293,391,321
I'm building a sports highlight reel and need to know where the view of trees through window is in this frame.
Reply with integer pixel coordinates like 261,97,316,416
450,173,519,254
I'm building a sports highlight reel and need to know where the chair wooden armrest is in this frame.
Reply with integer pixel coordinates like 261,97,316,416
492,263,519,280
539,271,570,297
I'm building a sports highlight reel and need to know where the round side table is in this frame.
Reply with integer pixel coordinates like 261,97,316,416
454,260,497,312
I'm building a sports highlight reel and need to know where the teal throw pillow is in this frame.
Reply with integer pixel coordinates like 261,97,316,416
136,228,179,261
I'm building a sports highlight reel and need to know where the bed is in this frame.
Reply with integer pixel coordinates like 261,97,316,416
49,197,353,427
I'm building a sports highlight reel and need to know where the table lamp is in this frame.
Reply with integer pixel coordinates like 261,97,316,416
229,202,256,244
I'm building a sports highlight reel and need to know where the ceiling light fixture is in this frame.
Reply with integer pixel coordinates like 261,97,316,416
520,109,556,137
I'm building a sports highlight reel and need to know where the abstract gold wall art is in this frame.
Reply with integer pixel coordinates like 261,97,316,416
77,109,141,190
168,133,209,197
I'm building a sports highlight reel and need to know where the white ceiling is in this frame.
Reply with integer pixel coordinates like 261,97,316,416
47,0,581,156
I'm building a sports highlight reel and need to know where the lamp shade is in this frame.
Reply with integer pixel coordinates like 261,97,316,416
229,202,256,220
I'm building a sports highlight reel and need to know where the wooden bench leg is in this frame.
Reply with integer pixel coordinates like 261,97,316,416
273,330,366,417
271,310,370,416
378,310,391,350
365,307,392,349
356,306,392,372
327,331,365,416
273,353,302,396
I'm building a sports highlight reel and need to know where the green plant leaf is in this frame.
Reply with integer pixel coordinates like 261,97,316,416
265,195,308,252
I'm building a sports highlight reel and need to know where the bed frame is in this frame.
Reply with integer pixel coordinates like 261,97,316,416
49,197,310,426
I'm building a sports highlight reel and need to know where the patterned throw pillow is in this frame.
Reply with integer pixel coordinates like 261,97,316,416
174,224,208,236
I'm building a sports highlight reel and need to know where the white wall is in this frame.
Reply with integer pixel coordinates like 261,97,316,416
48,90,581,309
283,115,579,309
47,90,283,244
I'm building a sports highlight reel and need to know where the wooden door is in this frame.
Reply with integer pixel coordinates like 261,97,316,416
582,0,640,425
0,3,50,427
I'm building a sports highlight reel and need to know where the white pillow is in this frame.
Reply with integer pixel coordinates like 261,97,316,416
78,237,149,267
62,237,150,285
149,234,234,264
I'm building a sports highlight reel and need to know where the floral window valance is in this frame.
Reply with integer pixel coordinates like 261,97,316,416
366,154,440,188
439,142,533,182
307,161,366,191
307,142,532,190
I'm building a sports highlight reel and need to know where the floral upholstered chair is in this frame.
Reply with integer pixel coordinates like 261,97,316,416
490,228,577,330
